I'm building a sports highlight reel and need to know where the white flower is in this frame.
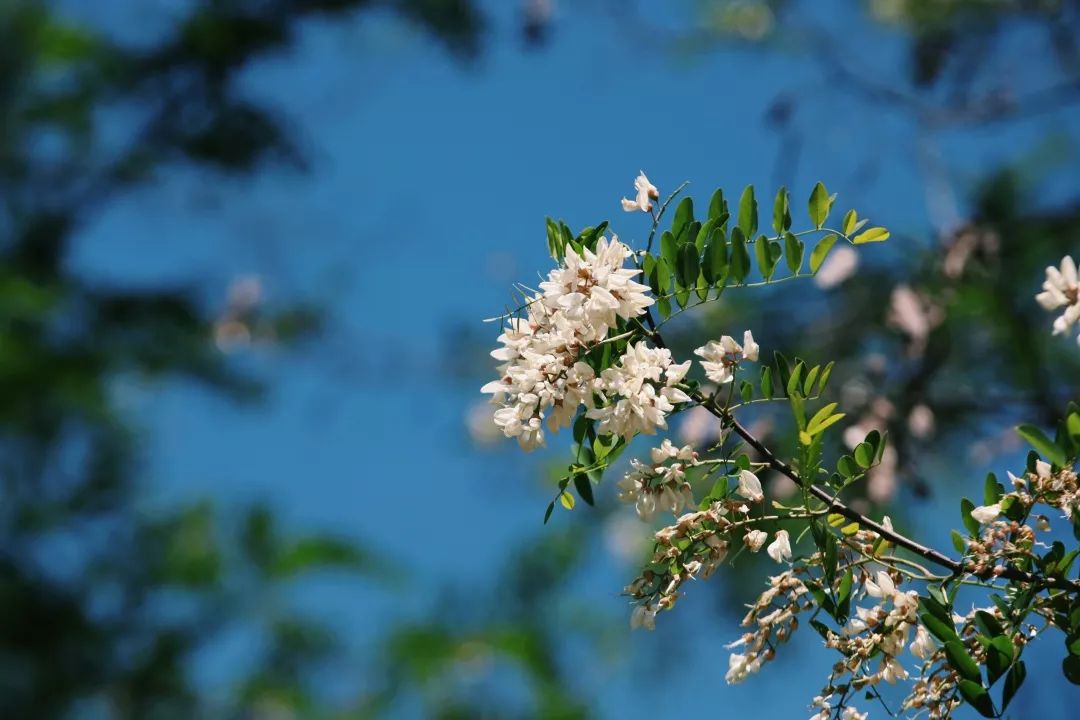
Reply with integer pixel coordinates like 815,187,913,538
879,655,908,684
483,235,663,450
736,469,764,502
1036,255,1080,342
1036,459,1052,478
621,170,659,213
767,529,792,563
588,342,691,439
841,707,868,720
970,503,1001,525
725,651,761,684
742,330,759,362
910,623,936,660
744,529,768,552
865,571,895,599
694,334,753,384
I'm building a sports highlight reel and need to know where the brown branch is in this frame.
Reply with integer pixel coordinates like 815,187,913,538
639,304,1078,592
696,390,1080,593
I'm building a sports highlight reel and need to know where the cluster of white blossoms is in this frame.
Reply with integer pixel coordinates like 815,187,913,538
620,170,659,213
694,331,759,384
724,568,811,685
617,439,698,521
481,236,656,450
588,342,691,439
1036,255,1080,343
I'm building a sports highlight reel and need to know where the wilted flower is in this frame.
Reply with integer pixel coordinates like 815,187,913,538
744,529,768,552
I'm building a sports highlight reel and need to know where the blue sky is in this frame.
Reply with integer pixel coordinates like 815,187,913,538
55,0,1080,716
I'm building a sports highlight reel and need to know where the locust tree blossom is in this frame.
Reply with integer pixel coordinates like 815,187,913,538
694,331,758,384
485,174,1080,720
744,529,768,552
970,503,1001,525
766,529,792,563
481,236,655,450
617,440,698,521
621,170,659,212
736,469,764,502
588,343,691,439
1036,255,1080,342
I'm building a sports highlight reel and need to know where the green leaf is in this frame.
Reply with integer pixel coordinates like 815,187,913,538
1016,423,1067,467
760,366,773,398
809,234,838,274
960,498,981,536
786,361,805,399
702,231,728,285
807,403,840,435
1002,661,1026,711
657,294,671,320
852,227,890,244
945,641,982,682
836,568,854,621
559,491,575,510
543,501,555,524
808,182,831,229
951,529,967,553
784,232,804,275
708,188,727,222
984,472,1003,506
1065,655,1080,685
1068,412,1080,446
920,612,959,645
737,185,758,239
696,217,720,253
740,380,753,403
672,197,695,242
772,186,791,235
957,679,995,718
660,231,678,270
853,442,874,469
755,232,776,280
842,209,858,235
974,611,1004,639
573,473,595,506
985,636,1014,686
729,227,750,283
677,242,700,291
816,361,835,394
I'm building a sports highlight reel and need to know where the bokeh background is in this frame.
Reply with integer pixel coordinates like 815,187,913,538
2,0,1080,718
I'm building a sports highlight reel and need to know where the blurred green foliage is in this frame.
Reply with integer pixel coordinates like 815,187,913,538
0,1,490,718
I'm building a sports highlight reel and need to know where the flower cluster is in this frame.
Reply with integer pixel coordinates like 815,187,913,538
625,504,735,629
1036,255,1080,343
588,342,691,439
725,568,811,684
694,331,759,384
481,236,655,450
964,459,1078,577
616,439,698,521
809,570,923,718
